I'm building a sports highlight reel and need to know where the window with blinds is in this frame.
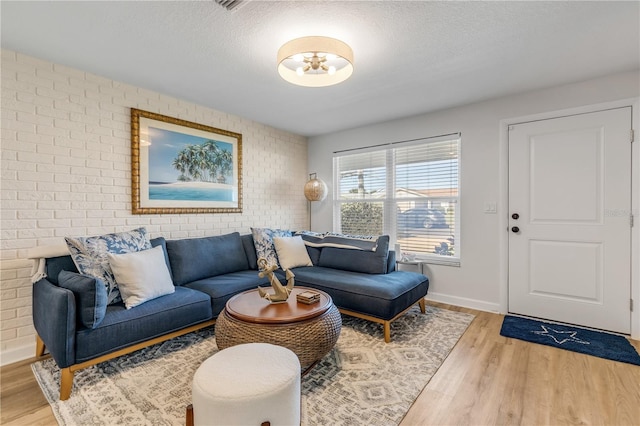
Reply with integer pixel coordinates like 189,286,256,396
333,134,460,265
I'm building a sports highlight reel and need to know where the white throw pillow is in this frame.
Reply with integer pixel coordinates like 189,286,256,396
273,236,313,270
107,245,175,309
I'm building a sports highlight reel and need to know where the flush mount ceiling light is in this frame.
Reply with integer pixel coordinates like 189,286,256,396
277,36,354,87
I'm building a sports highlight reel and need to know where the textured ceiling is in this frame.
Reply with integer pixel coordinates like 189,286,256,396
2,1,638,137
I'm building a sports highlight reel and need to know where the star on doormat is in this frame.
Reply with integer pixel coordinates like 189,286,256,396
532,324,590,345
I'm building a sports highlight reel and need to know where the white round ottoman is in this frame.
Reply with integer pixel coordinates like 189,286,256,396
192,343,301,426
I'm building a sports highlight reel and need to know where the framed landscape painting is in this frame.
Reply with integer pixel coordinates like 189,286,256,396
131,108,242,214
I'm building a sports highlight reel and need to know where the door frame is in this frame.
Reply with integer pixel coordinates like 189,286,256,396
498,98,640,339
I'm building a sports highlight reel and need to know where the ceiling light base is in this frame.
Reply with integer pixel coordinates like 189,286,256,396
277,36,354,87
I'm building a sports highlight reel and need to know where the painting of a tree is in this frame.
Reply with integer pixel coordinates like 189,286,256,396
131,108,242,214
171,140,233,184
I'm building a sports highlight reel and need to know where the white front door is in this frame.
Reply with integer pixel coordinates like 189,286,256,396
508,107,632,334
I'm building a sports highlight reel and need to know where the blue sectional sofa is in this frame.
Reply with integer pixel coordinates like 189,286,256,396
31,231,429,400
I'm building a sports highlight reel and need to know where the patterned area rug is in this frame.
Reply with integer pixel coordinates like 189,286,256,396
32,305,474,426
500,315,640,366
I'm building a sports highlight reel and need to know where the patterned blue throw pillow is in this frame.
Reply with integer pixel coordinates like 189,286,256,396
250,227,292,270
65,228,152,305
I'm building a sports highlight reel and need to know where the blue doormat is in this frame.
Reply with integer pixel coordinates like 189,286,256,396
500,315,640,366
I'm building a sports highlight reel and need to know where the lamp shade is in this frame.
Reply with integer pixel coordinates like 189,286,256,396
304,173,327,201
278,36,354,87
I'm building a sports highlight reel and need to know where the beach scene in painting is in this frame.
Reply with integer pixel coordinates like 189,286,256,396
147,126,235,201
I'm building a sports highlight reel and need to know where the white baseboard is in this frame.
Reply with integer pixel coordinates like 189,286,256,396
426,292,501,314
1,342,35,367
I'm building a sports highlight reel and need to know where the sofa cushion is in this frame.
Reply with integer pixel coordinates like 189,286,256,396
291,266,429,320
318,235,390,274
74,286,212,363
166,232,249,286
273,236,313,270
240,234,258,270
108,246,176,309
250,227,292,270
183,270,272,317
306,246,321,265
58,271,108,329
386,249,397,273
150,237,173,277
65,227,152,305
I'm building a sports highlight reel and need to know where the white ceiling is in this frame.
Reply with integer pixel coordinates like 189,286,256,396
2,1,638,137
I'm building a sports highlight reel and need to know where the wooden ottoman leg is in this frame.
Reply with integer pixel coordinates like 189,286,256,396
186,404,194,426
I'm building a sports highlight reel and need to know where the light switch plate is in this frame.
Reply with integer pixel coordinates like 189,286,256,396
483,202,497,214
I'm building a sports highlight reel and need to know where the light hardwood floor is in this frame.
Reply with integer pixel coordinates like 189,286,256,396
2,302,639,425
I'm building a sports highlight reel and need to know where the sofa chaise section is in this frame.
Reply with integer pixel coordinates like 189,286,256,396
292,266,428,341
288,235,429,342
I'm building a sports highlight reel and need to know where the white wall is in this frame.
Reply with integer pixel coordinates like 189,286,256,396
308,70,640,336
0,50,309,365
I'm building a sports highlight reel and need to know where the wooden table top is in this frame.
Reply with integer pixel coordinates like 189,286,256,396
225,287,333,324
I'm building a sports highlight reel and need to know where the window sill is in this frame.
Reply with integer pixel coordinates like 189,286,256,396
398,258,461,267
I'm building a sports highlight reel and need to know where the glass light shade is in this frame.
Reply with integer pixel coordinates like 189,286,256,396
277,36,354,87
304,174,328,201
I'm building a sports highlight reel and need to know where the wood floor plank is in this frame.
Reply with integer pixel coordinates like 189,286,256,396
2,406,56,426
2,302,639,425
0,358,51,425
401,303,640,426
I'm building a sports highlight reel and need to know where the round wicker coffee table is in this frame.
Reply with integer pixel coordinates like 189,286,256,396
215,287,342,370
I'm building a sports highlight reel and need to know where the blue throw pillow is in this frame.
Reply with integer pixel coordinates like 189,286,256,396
58,270,108,329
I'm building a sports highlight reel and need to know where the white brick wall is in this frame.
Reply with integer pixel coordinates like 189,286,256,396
0,49,309,365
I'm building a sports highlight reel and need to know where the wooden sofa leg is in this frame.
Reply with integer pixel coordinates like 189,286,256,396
383,321,391,343
60,368,74,401
419,298,426,314
36,335,46,357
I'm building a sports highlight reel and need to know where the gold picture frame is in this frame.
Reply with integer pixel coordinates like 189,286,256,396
131,108,242,214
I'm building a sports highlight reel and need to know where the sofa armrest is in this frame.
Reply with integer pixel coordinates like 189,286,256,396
386,250,397,273
32,278,76,368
